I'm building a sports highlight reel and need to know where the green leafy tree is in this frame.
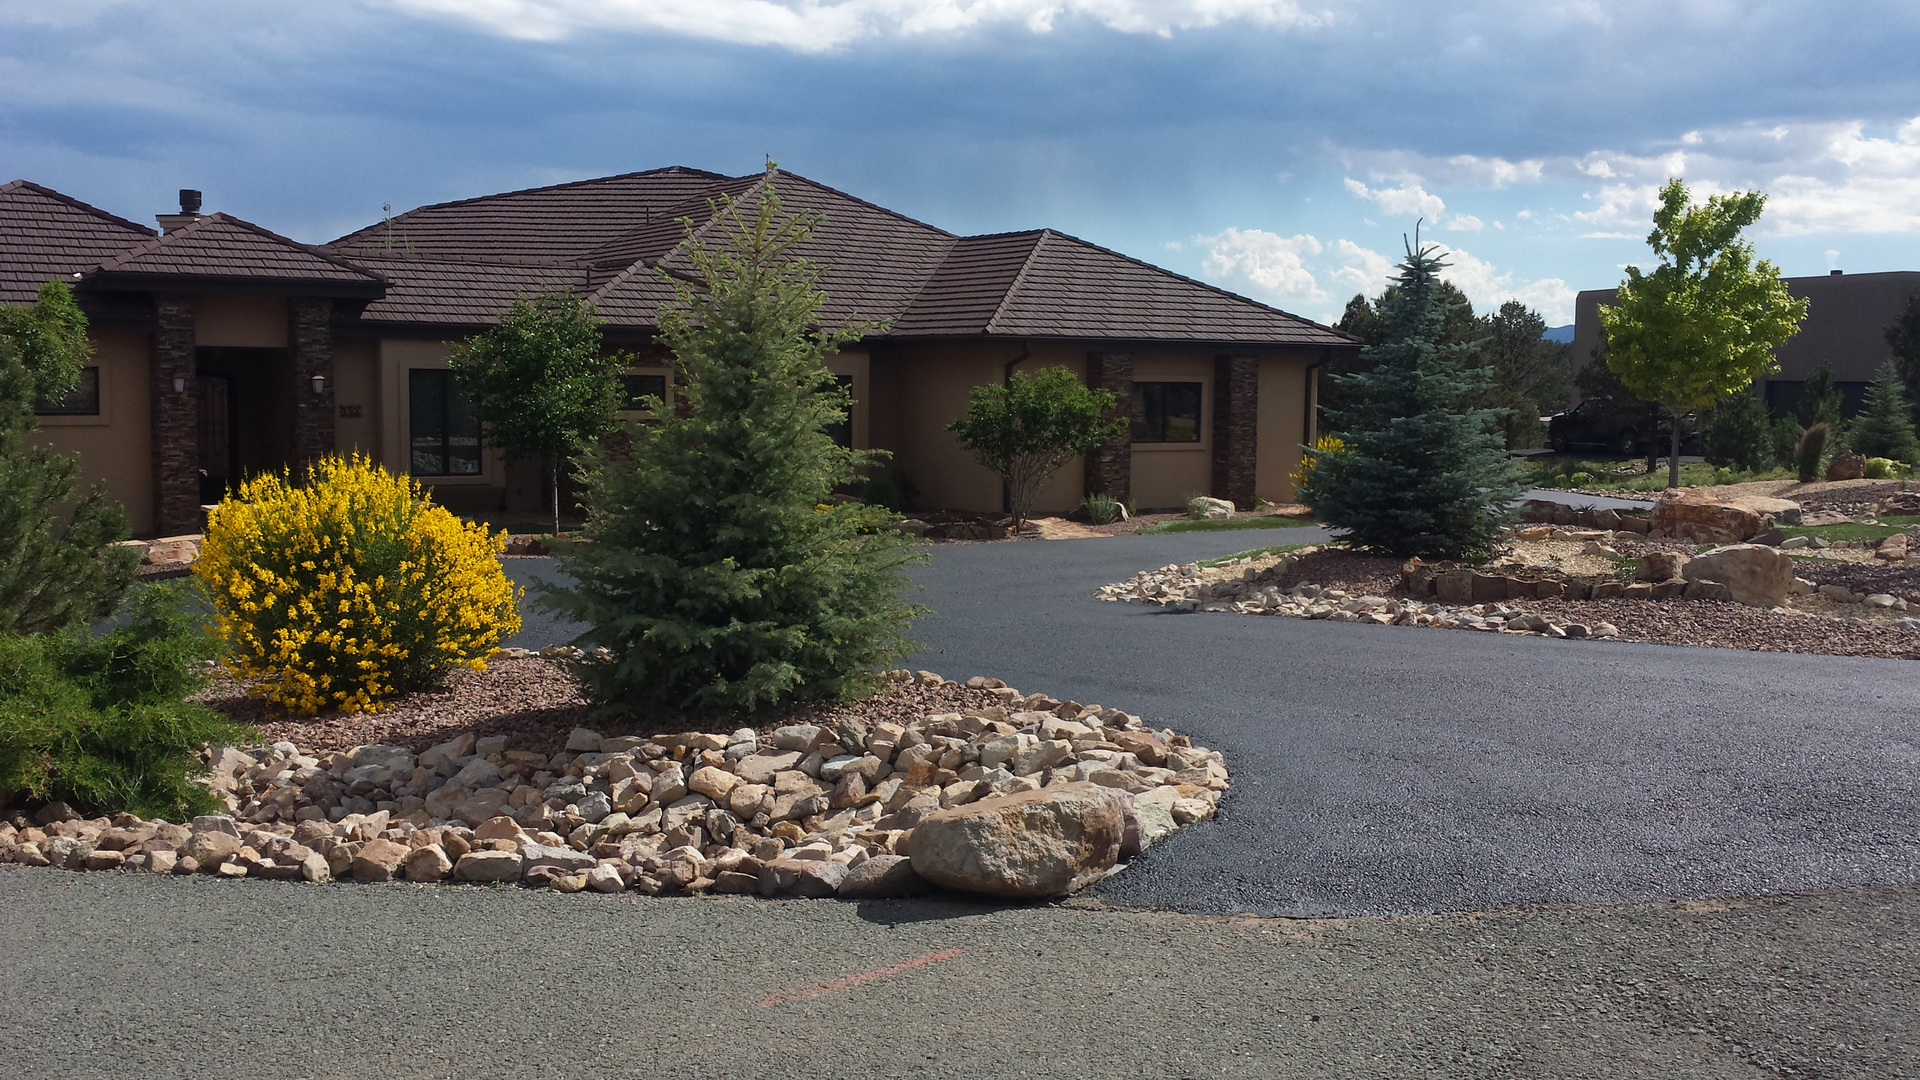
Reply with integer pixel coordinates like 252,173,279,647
448,291,631,535
0,281,138,634
544,170,924,719
1597,178,1809,487
947,366,1125,528
1300,237,1522,559
1849,360,1920,464
1705,389,1772,472
1885,287,1920,426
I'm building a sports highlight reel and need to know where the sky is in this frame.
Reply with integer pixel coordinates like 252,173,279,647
4,0,1918,328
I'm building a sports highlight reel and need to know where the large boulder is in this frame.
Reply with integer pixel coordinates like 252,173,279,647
905,782,1125,898
1680,544,1796,608
1189,497,1235,520
1828,453,1867,481
1651,489,1763,543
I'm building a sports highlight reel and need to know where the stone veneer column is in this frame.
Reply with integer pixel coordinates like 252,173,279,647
289,297,336,467
1082,352,1133,503
150,294,200,535
1210,355,1259,508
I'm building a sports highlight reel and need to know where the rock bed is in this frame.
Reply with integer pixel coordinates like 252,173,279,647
1102,545,1920,661
2,671,1227,901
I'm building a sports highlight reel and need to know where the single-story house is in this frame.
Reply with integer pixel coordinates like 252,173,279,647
2,170,1357,537
1572,270,1920,417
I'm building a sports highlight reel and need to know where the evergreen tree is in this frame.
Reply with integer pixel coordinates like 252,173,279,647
543,170,924,719
1798,362,1844,428
1885,287,1920,426
1325,281,1482,430
1482,299,1573,450
0,281,138,634
1849,360,1920,464
1300,237,1521,559
1705,389,1771,472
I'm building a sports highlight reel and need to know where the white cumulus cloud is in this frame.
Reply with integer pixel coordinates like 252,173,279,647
383,0,1335,50
1435,246,1577,325
1193,227,1327,310
1342,177,1446,219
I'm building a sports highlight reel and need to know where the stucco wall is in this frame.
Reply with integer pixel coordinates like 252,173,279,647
193,296,287,348
1255,352,1315,504
36,327,156,535
379,338,507,511
332,338,379,458
1129,352,1215,512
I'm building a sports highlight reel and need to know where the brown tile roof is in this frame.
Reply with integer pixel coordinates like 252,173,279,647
349,255,589,326
328,166,734,263
92,213,385,290
0,179,155,304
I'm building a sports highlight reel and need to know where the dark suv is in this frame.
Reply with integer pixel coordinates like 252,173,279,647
1547,399,1700,456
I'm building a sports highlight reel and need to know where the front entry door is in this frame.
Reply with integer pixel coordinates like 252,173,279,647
197,373,236,504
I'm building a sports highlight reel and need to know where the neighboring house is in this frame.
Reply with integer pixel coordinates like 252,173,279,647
1572,270,1920,417
2,170,1356,537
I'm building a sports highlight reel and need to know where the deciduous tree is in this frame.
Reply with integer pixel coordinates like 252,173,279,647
947,366,1124,529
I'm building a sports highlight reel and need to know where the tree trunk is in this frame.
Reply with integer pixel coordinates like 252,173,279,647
1668,410,1682,489
550,450,561,536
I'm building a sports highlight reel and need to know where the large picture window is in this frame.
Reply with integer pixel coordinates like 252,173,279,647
1131,381,1202,443
619,373,667,412
409,369,482,476
34,366,99,416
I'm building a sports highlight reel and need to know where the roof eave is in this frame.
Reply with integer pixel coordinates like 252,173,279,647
82,271,388,300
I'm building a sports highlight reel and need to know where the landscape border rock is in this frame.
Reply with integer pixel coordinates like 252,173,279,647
0,671,1227,903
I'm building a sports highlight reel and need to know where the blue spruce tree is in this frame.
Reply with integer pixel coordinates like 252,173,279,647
1301,236,1522,559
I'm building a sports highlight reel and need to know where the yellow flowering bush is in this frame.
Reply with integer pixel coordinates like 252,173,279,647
1290,434,1345,494
195,454,521,715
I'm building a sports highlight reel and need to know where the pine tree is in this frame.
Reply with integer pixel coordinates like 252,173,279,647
1300,237,1522,559
542,170,924,719
0,281,138,634
1849,360,1920,464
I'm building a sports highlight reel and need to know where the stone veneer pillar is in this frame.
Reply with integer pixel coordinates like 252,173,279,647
289,297,336,468
1082,352,1133,504
1210,355,1259,509
150,294,200,535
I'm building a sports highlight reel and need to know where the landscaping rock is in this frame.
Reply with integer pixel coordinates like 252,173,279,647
836,854,931,899
1681,544,1795,608
350,838,410,883
1877,534,1909,561
1651,488,1765,543
452,849,523,882
1828,453,1867,481
906,782,1125,898
758,857,848,898
1189,497,1235,520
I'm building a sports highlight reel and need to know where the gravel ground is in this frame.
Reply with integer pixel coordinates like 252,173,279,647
202,662,1014,755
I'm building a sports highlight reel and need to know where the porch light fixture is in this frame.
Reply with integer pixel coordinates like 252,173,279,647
311,374,326,395
173,377,186,393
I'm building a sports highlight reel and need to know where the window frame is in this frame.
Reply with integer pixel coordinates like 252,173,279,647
33,366,101,417
617,368,673,417
1130,380,1204,445
407,368,484,477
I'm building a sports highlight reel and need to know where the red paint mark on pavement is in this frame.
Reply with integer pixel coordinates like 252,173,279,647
756,949,964,1007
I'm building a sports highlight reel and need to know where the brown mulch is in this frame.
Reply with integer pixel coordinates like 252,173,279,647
1265,546,1920,663
199,662,1017,757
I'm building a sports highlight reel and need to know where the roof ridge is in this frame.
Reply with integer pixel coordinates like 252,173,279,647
771,172,958,240
1019,227,1350,338
95,212,386,282
3,179,157,239
983,230,1050,335
328,165,735,247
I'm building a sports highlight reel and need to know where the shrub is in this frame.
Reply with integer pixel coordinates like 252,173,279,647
0,582,254,820
1289,435,1344,495
1569,471,1595,486
1705,390,1771,472
1850,360,1920,464
860,470,920,513
545,171,924,719
1769,416,1805,469
1080,492,1123,525
1865,457,1909,480
196,454,520,716
948,366,1125,528
1796,422,1830,483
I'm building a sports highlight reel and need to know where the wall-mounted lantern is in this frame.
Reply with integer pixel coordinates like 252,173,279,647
173,377,186,393
311,374,327,395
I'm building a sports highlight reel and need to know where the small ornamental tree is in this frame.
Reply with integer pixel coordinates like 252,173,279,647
0,281,138,634
947,366,1125,528
448,291,631,535
544,170,925,719
1849,360,1920,464
1598,178,1808,488
1299,236,1522,559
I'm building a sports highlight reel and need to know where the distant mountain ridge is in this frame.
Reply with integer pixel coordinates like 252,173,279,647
1542,325,1574,343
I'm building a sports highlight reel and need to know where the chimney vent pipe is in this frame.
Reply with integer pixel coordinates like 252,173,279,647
179,189,202,214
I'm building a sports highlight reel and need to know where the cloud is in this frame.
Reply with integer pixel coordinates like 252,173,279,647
1325,239,1393,296
1343,177,1446,219
1434,245,1577,324
1444,213,1483,231
382,0,1335,50
1193,227,1327,309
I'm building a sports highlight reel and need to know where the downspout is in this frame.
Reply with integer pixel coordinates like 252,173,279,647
1001,342,1030,515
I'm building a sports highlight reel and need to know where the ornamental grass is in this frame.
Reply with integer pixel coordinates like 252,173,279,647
196,454,520,716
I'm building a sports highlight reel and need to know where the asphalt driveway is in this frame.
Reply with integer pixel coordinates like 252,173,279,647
508,527,1920,918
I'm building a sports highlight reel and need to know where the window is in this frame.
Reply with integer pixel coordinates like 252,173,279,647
1131,381,1202,443
34,367,99,416
619,373,667,412
409,369,482,476
824,374,853,448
